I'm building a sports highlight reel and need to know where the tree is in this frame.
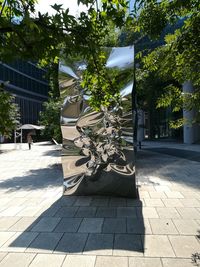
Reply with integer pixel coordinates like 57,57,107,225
39,95,62,142
39,63,62,142
0,0,129,140
0,83,20,137
131,0,200,127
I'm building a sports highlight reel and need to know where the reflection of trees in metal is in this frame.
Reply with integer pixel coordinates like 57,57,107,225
59,46,137,197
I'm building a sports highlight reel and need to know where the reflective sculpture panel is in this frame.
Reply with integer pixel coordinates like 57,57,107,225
59,46,137,197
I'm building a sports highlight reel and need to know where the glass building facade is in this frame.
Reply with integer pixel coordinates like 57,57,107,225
0,60,50,125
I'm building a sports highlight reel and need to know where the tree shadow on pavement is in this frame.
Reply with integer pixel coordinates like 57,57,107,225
42,150,61,157
0,164,63,193
136,150,200,191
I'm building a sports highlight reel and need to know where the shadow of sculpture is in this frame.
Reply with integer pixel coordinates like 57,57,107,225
8,196,145,255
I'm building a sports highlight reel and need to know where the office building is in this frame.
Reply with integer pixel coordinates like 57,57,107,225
0,60,50,125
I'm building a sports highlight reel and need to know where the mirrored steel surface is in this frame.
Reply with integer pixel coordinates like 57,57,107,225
59,46,137,197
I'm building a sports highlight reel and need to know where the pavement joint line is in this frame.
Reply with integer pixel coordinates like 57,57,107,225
0,142,200,265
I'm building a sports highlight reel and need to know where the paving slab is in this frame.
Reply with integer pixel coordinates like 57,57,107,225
129,257,162,267
83,233,113,255
127,218,152,234
173,219,200,235
26,232,63,253
143,235,175,257
144,199,164,207
8,217,39,232
169,235,200,257
149,219,178,235
54,218,82,233
16,206,45,217
126,199,144,207
78,218,104,233
165,191,184,199
117,207,137,217
138,191,150,199
0,253,7,263
180,191,200,199
0,206,25,217
179,199,200,208
0,217,21,231
37,204,61,217
54,207,78,217
29,254,65,267
136,207,159,218
156,207,181,219
0,232,16,247
113,234,143,256
62,255,96,267
109,198,127,207
90,198,109,207
161,258,195,267
176,207,200,219
0,253,36,267
0,232,38,252
56,197,76,207
54,233,88,254
149,191,167,199
139,185,156,192
73,197,92,206
95,256,128,267
102,218,126,233
162,199,184,207
5,198,28,206
31,217,61,232
95,207,117,218
75,207,97,218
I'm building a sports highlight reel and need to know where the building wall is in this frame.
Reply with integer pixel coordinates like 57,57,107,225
0,60,50,125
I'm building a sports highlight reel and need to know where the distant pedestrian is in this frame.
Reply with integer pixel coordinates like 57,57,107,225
27,134,32,150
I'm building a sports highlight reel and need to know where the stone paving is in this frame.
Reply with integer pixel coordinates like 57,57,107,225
0,141,199,267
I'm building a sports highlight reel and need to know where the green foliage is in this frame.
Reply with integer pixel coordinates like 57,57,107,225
1,0,129,109
39,63,61,142
169,118,184,129
156,85,183,112
131,0,200,128
0,0,129,137
136,1,168,39
39,96,62,143
81,52,121,110
0,83,20,137
68,0,128,110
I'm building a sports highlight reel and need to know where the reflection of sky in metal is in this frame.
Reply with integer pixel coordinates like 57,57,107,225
120,82,133,97
59,63,78,79
106,46,134,69
59,46,134,81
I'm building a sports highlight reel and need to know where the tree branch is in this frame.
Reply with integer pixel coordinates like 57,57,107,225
0,0,7,17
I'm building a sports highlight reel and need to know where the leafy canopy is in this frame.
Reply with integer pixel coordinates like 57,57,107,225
0,0,130,138
132,0,200,126
0,83,20,137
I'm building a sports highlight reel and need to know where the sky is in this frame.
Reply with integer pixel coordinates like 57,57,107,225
35,0,88,16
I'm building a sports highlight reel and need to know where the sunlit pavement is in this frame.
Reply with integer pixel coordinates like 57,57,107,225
0,141,199,267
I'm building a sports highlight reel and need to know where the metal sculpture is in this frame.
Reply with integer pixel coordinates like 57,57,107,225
59,46,137,197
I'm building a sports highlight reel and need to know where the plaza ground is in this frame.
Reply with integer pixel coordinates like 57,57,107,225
0,141,199,267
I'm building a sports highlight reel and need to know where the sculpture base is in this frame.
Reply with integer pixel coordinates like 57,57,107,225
62,149,138,198
63,174,138,198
